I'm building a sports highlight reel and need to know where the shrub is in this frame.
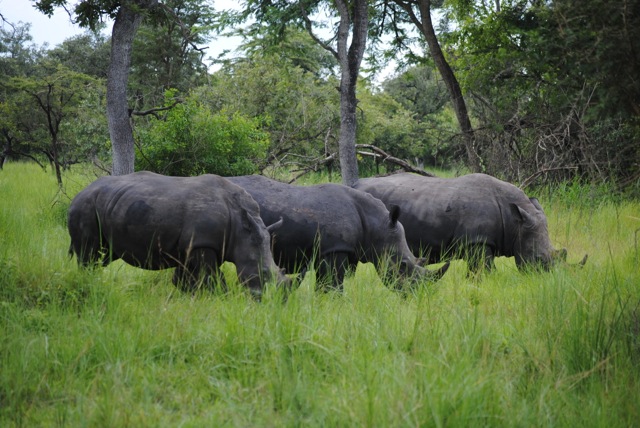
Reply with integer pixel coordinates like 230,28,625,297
136,92,270,177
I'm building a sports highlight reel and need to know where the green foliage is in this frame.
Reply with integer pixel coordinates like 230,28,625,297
3,61,104,183
0,23,44,78
19,0,640,188
383,66,449,119
232,26,338,79
2,164,640,426
376,66,460,168
441,0,640,186
129,0,216,111
60,89,110,163
206,30,340,163
357,85,427,166
1,23,108,174
46,32,111,78
35,0,129,30
135,91,270,176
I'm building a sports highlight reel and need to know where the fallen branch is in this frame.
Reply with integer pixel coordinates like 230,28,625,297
519,166,579,189
355,144,436,177
288,153,337,183
287,144,436,183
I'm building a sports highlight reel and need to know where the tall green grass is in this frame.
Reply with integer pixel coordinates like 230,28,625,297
1,163,639,427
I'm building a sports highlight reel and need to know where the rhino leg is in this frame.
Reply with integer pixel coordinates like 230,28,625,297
68,215,108,267
173,248,225,292
317,251,351,290
466,244,495,274
73,239,99,266
71,235,113,268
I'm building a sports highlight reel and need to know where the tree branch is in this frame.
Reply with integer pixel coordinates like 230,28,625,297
130,99,182,118
519,166,580,189
300,2,338,58
355,144,436,176
288,152,337,183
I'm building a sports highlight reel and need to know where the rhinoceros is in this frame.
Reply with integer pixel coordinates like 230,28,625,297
355,172,578,273
67,171,290,295
227,175,448,288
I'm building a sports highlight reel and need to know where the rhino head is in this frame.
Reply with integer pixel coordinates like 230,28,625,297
510,198,568,270
381,205,449,282
232,210,291,297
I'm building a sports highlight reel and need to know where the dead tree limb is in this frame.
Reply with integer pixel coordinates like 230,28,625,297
288,153,337,183
355,144,436,177
519,166,580,189
287,144,437,183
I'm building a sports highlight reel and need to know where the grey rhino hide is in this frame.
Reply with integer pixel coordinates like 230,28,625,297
354,172,565,272
227,175,447,288
67,171,288,294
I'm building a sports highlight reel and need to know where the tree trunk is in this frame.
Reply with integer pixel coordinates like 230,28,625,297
335,0,369,187
338,65,360,187
1,132,11,170
51,141,63,187
405,0,482,172
107,1,156,176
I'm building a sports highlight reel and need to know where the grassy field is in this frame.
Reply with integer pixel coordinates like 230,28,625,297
1,163,639,427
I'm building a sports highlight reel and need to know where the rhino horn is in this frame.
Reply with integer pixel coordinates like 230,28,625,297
428,261,450,280
564,253,588,268
576,254,588,267
555,249,588,268
266,217,284,233
552,248,568,262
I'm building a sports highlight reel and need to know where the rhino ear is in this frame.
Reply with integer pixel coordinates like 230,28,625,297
509,203,535,226
529,197,544,212
241,209,259,232
388,204,401,227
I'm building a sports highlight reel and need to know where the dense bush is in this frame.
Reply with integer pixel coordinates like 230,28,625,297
135,93,270,177
444,0,640,188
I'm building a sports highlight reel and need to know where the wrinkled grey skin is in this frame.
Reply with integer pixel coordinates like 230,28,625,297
355,173,567,272
228,175,448,288
68,171,290,295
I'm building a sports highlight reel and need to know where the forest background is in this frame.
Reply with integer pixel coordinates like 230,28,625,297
1,0,639,193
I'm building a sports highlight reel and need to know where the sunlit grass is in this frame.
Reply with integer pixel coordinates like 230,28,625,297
1,162,639,426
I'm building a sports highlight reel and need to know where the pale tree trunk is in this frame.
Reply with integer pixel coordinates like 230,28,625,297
397,0,482,172
334,0,369,187
107,0,156,176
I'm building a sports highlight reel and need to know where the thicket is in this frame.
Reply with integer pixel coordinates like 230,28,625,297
445,0,640,189
134,91,270,176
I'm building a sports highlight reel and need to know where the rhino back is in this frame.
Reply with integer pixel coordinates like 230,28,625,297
88,172,246,268
360,173,557,260
356,173,511,256
229,176,364,242
229,176,372,269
